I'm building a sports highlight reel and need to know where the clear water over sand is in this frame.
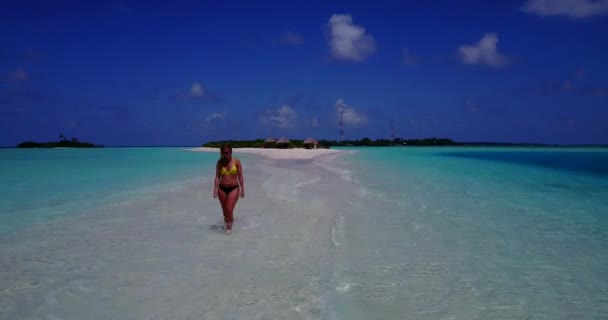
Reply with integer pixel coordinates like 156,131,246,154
1,147,607,319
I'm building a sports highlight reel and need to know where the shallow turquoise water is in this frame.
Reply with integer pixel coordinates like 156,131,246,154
0,148,219,233
1,146,607,319
325,147,608,319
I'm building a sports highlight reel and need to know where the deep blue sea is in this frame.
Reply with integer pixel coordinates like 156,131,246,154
1,146,606,319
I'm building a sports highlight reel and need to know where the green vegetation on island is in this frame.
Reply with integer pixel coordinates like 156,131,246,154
203,137,458,148
202,137,563,148
17,134,103,148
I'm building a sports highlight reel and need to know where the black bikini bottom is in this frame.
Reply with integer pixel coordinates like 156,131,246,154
219,185,239,194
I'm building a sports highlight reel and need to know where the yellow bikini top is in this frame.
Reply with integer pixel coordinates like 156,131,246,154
220,162,238,176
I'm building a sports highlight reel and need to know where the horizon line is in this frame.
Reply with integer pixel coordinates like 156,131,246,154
3,142,608,148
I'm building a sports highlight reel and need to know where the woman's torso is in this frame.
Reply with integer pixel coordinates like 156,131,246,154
219,159,239,186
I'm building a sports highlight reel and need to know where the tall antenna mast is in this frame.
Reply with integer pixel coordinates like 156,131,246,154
339,111,345,143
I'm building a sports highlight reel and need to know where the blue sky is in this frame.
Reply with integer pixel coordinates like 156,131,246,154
1,0,607,146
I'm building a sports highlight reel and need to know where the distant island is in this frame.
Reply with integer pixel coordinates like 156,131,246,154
202,137,554,149
17,135,103,148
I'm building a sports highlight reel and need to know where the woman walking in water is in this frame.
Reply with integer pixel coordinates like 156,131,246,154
213,143,245,234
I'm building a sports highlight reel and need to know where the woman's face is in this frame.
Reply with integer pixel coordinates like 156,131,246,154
221,148,232,161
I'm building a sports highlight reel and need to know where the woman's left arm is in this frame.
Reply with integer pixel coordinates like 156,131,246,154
237,159,245,198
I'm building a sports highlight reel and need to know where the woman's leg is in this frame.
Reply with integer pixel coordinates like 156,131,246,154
217,189,229,227
224,187,240,231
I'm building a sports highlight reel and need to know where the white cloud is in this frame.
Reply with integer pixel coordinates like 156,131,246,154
173,82,222,103
522,0,608,18
8,68,29,82
327,14,376,62
335,99,367,126
281,30,304,45
190,83,205,97
259,105,297,129
305,117,319,127
204,112,225,123
458,33,508,68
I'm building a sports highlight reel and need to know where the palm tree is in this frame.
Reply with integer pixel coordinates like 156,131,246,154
59,134,65,141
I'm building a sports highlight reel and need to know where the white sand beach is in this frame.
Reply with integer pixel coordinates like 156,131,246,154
1,147,360,320
188,147,344,160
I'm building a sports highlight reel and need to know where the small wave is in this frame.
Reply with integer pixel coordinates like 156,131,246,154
312,153,366,192
353,185,384,200
294,176,321,189
331,232,340,247
262,169,323,202
343,199,361,208
313,150,357,164
331,214,345,247
336,283,351,293
355,186,370,197
314,161,358,184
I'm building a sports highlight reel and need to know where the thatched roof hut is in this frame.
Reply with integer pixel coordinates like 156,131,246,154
263,137,276,148
303,137,318,149
275,137,290,149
